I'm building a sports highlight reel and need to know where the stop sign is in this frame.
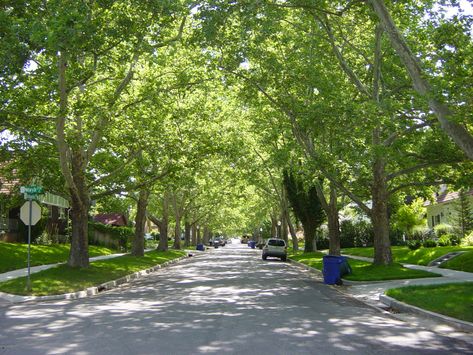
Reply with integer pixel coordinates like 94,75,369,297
20,201,42,226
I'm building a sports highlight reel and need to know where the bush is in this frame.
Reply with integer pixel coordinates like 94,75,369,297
422,239,437,248
433,223,454,237
438,233,460,247
407,240,422,250
461,231,473,246
340,220,374,248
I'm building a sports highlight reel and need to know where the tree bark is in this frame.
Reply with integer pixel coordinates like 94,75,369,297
184,221,191,247
173,213,181,250
303,223,317,253
157,193,169,251
327,183,341,256
196,226,201,244
191,224,197,246
203,226,210,245
368,0,473,161
286,212,298,251
371,135,393,265
131,189,149,256
67,150,90,268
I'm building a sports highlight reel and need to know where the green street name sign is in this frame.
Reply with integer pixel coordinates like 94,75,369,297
20,185,44,199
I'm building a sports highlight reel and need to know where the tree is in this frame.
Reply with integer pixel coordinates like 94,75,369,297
283,170,325,252
452,189,473,238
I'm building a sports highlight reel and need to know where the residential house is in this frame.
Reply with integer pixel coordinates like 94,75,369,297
425,188,473,229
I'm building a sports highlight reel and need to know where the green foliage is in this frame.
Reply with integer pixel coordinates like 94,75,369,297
386,283,473,323
451,189,473,237
391,198,426,237
89,222,133,250
407,240,422,250
433,223,455,237
339,220,374,248
461,231,473,246
437,233,460,247
422,239,437,248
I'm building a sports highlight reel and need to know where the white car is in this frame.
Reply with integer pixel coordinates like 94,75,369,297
262,238,287,261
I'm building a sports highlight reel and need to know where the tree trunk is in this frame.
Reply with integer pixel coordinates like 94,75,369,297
281,214,288,244
327,183,341,256
131,189,150,256
157,193,169,251
368,0,473,161
371,147,393,265
191,224,197,246
184,221,191,247
203,226,210,245
303,223,317,253
173,213,181,250
67,151,90,268
286,214,298,251
197,227,201,244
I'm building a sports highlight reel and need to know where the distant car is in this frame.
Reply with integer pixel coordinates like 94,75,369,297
262,238,287,261
212,237,223,248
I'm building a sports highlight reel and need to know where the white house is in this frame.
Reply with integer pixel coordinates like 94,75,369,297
425,188,473,229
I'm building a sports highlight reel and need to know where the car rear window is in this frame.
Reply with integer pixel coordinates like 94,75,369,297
268,239,285,246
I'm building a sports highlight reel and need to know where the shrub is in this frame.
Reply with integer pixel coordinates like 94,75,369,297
407,240,421,250
461,231,473,246
438,233,460,247
422,239,437,248
433,223,454,237
340,220,374,248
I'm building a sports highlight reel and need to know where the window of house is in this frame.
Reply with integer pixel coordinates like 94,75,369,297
431,216,435,227
435,215,441,224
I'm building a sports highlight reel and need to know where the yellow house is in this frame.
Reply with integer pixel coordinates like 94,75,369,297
425,189,473,229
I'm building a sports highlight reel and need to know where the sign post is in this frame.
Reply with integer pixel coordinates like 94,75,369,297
19,185,43,292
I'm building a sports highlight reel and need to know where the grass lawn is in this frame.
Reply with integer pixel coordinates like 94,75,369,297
0,242,117,273
440,251,473,273
341,246,473,266
386,283,473,323
289,252,440,281
0,249,186,296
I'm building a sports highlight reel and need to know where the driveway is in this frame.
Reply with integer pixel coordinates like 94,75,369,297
0,243,471,354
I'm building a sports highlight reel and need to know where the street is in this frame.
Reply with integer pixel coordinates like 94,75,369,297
0,242,471,354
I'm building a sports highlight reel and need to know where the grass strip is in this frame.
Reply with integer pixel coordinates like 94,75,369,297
341,246,473,266
386,283,473,323
440,251,473,273
0,249,185,296
289,252,440,281
0,242,116,273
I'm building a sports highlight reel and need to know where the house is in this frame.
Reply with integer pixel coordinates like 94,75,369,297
425,188,473,229
93,213,128,227
1,174,69,242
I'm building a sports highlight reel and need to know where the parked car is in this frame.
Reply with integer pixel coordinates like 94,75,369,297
262,238,287,261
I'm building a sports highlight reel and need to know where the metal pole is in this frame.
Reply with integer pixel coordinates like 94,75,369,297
26,197,32,292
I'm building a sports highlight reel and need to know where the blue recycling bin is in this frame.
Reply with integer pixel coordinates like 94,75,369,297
322,255,349,285
196,244,204,251
249,241,256,249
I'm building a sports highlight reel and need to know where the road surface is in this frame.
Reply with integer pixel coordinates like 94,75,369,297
0,242,471,354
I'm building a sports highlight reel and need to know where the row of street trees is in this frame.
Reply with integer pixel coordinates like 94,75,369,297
1,0,472,266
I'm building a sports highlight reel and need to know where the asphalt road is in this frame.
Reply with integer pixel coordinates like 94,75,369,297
0,242,471,355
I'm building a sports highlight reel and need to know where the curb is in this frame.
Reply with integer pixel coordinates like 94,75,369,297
0,255,189,304
380,294,473,333
288,259,323,277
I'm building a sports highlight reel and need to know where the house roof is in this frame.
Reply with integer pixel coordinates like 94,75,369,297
93,213,128,227
425,188,473,206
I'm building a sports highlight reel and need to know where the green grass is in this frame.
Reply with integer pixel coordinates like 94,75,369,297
0,242,117,273
0,249,186,296
289,251,440,281
341,246,473,266
440,251,473,273
386,283,473,322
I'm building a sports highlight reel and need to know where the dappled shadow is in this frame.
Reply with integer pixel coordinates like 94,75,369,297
0,244,471,354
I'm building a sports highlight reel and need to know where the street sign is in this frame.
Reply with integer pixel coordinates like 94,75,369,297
20,185,44,200
20,201,42,226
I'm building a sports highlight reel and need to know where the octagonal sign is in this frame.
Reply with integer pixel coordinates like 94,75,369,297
20,201,42,226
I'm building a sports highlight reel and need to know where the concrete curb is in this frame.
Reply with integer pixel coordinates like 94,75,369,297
288,259,322,276
0,255,189,304
380,294,473,333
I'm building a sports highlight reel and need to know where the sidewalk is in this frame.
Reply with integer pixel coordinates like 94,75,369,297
338,254,473,338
